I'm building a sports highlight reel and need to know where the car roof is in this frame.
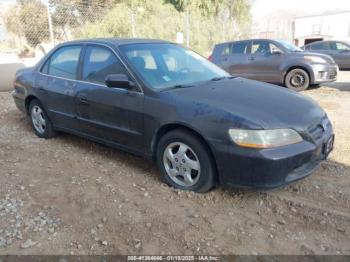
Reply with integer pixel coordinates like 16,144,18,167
215,38,279,46
58,38,171,47
305,40,350,46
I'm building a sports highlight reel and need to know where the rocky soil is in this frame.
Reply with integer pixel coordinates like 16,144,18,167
0,72,349,255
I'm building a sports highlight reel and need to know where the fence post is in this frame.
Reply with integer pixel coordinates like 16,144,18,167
46,1,54,44
185,9,190,47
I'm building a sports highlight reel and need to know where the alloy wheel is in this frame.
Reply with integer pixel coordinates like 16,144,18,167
31,105,46,134
163,142,201,187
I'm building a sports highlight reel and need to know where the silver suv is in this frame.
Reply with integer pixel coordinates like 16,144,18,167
210,39,338,91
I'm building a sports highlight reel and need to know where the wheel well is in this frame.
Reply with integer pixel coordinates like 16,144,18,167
152,124,219,181
24,95,38,115
284,66,311,84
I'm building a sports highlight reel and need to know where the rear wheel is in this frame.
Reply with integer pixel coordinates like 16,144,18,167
29,99,56,138
285,68,310,91
156,130,216,193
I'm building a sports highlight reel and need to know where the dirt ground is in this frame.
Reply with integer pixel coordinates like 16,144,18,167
0,72,349,255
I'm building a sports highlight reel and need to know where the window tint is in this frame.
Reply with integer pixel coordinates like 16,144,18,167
82,46,128,85
311,42,328,50
44,46,82,80
231,41,249,54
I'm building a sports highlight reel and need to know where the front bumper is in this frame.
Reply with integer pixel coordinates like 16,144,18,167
311,63,338,84
212,123,334,189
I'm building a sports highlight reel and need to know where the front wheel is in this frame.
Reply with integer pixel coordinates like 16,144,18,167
285,68,310,91
156,130,216,193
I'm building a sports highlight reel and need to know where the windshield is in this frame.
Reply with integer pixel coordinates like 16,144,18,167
119,43,230,90
276,40,303,52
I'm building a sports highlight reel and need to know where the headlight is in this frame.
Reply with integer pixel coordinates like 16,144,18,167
304,56,327,64
228,129,302,148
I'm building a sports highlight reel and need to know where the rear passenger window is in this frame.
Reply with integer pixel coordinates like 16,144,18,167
221,45,231,55
43,46,82,80
311,42,328,50
231,42,249,54
82,46,128,85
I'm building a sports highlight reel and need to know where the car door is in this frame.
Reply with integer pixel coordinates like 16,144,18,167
246,40,283,82
329,41,350,68
75,44,145,153
216,41,250,77
36,45,83,130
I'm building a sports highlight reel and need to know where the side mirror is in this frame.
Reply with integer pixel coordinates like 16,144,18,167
105,74,134,89
272,49,283,55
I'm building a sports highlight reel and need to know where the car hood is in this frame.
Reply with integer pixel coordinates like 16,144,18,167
169,77,325,131
294,51,335,64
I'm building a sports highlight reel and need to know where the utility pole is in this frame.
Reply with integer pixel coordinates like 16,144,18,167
131,11,136,37
46,1,54,44
130,0,136,38
185,9,190,47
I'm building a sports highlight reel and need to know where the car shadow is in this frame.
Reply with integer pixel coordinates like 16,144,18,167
324,82,350,92
322,69,350,92
56,132,162,181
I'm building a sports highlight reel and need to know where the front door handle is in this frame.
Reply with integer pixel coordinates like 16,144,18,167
248,57,255,61
78,95,89,105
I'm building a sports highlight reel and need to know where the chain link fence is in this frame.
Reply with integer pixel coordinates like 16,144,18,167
0,0,252,59
1,1,112,59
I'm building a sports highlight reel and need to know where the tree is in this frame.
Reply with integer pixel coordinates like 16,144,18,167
4,0,49,47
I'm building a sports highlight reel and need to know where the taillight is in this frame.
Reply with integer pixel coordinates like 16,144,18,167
208,54,213,61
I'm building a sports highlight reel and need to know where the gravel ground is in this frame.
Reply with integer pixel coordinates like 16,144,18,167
0,72,349,255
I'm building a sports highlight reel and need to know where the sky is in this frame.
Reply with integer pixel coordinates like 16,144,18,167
251,0,350,19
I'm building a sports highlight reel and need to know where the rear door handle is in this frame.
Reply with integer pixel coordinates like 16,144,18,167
248,57,255,61
78,95,89,105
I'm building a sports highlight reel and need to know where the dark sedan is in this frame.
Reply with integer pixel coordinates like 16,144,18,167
12,38,334,192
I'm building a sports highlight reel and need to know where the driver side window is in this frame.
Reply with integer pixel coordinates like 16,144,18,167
82,46,128,85
251,41,281,55
251,41,270,55
332,42,350,51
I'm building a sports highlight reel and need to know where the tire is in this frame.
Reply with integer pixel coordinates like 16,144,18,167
29,99,56,138
156,129,216,193
285,68,310,91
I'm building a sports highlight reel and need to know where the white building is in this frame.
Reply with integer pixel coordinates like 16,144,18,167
293,10,350,46
252,10,304,42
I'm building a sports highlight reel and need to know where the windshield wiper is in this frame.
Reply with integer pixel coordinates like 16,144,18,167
210,76,227,81
172,84,193,89
161,84,193,91
210,76,236,82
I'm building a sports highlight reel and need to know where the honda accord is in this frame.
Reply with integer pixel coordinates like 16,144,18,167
12,38,334,192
